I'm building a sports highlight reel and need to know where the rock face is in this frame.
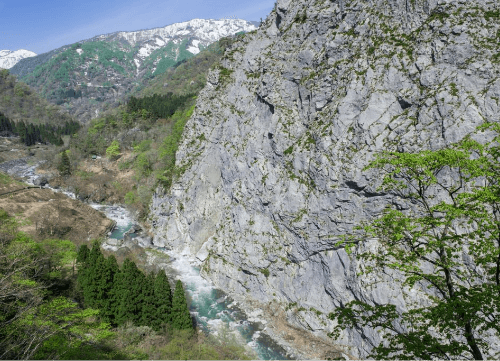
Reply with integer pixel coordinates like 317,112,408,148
150,0,500,358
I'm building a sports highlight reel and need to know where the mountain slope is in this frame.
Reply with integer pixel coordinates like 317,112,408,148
0,49,37,69
149,0,500,358
9,19,257,122
0,68,75,127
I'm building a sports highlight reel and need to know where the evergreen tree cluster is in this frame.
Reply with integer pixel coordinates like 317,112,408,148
76,241,193,332
0,112,14,135
126,92,195,120
0,110,80,146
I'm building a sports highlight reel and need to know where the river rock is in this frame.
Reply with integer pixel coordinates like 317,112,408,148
33,176,48,186
149,0,500,358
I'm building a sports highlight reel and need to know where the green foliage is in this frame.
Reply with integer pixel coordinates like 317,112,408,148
139,272,156,327
106,140,121,159
330,124,500,359
124,191,137,205
134,151,154,177
115,258,144,326
171,280,193,330
76,244,90,264
152,269,172,332
156,105,195,188
58,150,71,176
133,139,152,153
259,268,270,277
283,145,294,155
127,92,195,120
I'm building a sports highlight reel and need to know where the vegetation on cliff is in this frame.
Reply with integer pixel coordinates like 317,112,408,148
331,123,500,359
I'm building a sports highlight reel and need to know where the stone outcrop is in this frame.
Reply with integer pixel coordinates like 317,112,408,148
149,0,500,358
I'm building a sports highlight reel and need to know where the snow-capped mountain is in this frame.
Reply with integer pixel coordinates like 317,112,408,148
87,18,257,68
0,49,37,69
9,18,257,122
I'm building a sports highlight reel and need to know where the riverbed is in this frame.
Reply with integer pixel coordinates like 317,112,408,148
6,159,291,360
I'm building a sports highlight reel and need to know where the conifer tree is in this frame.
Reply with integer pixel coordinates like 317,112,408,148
115,258,144,326
139,272,156,327
100,255,120,325
170,280,192,330
76,244,89,265
58,150,71,176
82,241,105,309
76,244,90,304
152,269,172,332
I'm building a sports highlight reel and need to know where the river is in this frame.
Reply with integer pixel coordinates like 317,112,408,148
94,202,291,360
8,160,291,360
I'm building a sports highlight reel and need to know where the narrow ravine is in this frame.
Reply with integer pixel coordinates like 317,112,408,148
14,163,291,360
99,206,291,360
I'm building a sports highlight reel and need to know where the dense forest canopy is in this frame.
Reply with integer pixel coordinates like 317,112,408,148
0,110,80,146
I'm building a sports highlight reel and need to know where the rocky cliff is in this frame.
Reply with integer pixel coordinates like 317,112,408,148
149,0,500,358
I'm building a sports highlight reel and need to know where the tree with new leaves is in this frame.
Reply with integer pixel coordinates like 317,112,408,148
152,269,172,332
106,140,120,159
0,214,111,359
171,280,192,330
329,124,500,360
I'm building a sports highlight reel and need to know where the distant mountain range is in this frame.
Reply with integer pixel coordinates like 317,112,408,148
0,49,37,69
8,19,258,122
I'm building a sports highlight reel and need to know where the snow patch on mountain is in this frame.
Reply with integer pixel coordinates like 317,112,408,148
0,49,36,69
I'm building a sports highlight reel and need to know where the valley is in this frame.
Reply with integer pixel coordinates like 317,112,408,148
1,0,500,359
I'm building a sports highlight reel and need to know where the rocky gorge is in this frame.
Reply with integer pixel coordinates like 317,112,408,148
148,0,500,358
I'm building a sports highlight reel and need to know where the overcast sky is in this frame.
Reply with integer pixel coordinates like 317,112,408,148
0,0,274,55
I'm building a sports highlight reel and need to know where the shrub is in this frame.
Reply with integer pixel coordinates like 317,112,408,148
106,140,120,159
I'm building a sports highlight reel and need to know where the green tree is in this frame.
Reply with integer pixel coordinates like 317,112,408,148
80,240,106,309
115,258,144,326
58,150,71,176
0,216,110,359
152,269,172,332
329,126,500,360
105,140,120,159
139,272,156,327
100,254,120,325
170,280,192,330
76,244,90,265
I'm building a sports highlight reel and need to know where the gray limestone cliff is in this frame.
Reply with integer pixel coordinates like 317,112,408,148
149,0,500,358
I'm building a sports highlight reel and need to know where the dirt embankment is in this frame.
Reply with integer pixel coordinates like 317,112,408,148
0,174,114,246
48,153,136,205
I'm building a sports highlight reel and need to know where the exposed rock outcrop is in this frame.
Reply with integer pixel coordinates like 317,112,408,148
150,0,500,358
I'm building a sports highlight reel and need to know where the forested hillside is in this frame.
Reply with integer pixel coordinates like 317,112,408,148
0,68,76,128
0,192,251,359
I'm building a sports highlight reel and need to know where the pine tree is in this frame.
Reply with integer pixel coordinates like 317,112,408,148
152,269,172,332
82,241,106,309
170,280,192,330
115,258,144,326
100,255,120,325
76,244,90,304
58,151,71,176
139,272,156,327
76,244,90,265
